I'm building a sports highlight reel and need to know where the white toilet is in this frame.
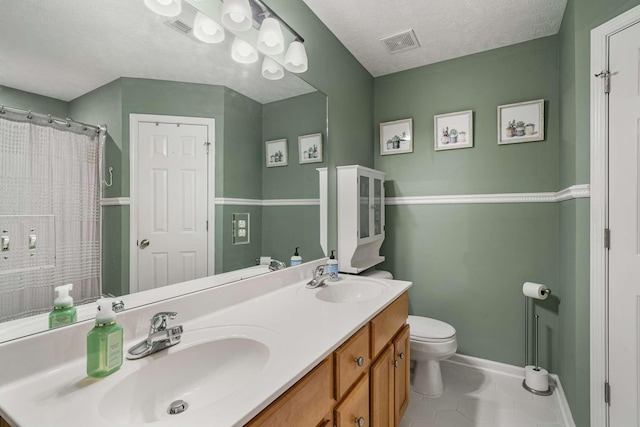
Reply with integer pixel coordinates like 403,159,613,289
407,315,457,397
360,269,458,397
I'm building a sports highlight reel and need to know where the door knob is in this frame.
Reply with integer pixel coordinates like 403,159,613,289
140,239,150,249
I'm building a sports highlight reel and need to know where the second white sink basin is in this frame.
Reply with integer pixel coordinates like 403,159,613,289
315,278,391,303
99,326,281,424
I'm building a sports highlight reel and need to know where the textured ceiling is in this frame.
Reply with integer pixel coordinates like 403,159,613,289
301,0,568,77
0,0,315,103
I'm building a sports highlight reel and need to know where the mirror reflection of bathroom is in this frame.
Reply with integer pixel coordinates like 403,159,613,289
0,0,327,341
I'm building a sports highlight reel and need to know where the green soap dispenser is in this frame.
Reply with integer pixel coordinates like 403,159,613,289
87,298,124,378
48,284,77,329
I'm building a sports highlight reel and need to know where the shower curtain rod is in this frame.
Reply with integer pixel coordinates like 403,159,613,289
0,104,106,133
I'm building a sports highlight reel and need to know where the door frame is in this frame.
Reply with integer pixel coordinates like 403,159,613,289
129,113,216,293
590,5,640,426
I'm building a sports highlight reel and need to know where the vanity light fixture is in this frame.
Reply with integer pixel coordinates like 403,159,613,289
284,40,308,73
221,0,253,32
261,57,284,80
257,16,284,55
144,0,182,17
231,36,259,64
193,11,225,44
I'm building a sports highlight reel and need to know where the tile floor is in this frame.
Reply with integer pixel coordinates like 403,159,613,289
400,361,567,427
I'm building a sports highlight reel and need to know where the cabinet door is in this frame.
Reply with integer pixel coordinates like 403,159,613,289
370,344,394,427
359,174,370,240
372,177,383,237
335,375,370,427
393,325,411,424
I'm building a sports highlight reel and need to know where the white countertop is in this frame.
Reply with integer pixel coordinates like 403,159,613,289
0,265,411,427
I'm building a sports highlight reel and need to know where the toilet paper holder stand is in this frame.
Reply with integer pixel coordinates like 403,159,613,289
523,291,553,396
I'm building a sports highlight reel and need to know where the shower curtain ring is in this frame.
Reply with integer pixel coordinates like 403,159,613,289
47,114,53,124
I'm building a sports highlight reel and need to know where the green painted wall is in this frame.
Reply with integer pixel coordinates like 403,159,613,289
264,0,375,253
0,85,69,118
262,91,327,263
374,36,561,370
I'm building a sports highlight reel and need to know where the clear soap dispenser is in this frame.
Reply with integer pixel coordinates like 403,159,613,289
87,298,124,378
326,250,339,281
48,284,77,329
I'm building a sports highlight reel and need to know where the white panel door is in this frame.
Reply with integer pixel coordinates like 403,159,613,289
608,20,640,426
137,122,209,292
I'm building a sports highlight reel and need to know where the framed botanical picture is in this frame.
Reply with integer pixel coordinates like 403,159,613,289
265,139,288,167
434,110,473,151
298,133,323,164
498,99,545,145
380,118,413,155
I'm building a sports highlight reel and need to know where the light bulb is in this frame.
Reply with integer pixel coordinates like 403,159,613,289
257,17,284,55
284,40,308,73
221,0,252,32
194,12,225,44
231,37,258,64
262,57,284,80
144,0,181,17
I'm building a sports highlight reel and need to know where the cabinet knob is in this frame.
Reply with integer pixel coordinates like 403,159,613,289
398,352,405,360
392,360,400,368
356,416,365,427
354,356,364,367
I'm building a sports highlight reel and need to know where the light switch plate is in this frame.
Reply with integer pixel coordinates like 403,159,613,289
232,213,250,245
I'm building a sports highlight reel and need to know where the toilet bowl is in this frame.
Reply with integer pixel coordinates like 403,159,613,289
408,315,457,397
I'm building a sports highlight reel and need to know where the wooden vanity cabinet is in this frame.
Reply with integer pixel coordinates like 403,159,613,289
246,292,409,427
0,417,11,427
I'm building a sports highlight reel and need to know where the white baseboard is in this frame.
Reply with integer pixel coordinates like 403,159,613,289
446,354,577,427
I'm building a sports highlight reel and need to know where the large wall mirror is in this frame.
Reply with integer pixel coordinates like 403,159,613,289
0,0,328,342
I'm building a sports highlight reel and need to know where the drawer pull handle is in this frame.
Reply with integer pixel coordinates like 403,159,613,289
356,416,365,427
318,419,331,427
354,356,365,367
392,360,400,368
398,352,405,360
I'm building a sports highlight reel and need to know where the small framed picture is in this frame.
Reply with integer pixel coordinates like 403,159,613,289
298,133,323,164
434,110,473,151
380,118,413,155
498,99,545,145
265,139,288,167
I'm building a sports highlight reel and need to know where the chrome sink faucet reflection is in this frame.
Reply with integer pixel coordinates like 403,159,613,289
126,312,183,360
306,264,337,289
255,258,287,271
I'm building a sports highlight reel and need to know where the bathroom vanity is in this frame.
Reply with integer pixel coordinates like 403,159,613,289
0,260,411,427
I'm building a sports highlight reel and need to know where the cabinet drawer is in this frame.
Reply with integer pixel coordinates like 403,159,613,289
246,356,335,427
335,323,371,400
334,375,370,427
370,292,408,359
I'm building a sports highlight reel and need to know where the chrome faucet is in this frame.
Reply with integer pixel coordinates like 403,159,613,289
255,258,287,271
100,293,125,312
126,312,183,360
306,265,336,289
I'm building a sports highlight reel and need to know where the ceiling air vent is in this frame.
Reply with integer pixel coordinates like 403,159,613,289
164,19,193,35
380,30,420,54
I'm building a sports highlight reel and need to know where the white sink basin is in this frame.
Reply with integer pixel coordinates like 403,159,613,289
99,326,280,424
315,278,391,303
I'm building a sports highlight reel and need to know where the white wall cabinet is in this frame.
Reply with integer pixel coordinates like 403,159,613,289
337,165,385,273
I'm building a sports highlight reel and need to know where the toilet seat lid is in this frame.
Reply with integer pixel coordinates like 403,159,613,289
408,315,456,340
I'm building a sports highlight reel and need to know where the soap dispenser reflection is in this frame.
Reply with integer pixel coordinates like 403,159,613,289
326,250,338,281
49,284,77,329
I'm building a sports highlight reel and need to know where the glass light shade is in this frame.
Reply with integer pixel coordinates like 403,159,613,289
221,0,252,32
261,57,284,80
257,17,284,55
284,41,308,73
144,0,182,17
193,12,225,44
231,37,258,64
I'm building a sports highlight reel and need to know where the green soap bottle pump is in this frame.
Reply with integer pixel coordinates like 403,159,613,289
290,247,302,266
87,298,124,378
48,284,77,329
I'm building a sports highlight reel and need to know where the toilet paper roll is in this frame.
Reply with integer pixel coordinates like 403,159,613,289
522,282,550,300
259,256,272,266
525,365,549,392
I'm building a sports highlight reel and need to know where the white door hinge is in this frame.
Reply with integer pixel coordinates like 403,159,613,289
604,382,611,404
204,141,211,154
206,220,208,231
595,71,611,94
605,228,610,249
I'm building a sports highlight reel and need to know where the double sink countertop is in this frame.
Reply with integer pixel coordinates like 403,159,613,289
0,261,411,427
